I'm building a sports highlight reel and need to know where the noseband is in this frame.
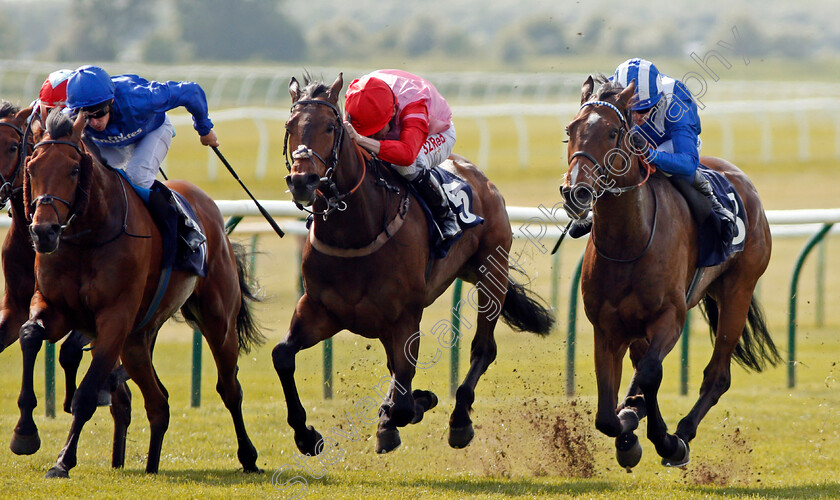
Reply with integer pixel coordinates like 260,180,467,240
283,98,366,218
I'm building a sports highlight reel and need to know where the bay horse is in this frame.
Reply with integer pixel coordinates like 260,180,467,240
0,102,131,466
16,109,264,478
275,74,554,455
561,76,780,469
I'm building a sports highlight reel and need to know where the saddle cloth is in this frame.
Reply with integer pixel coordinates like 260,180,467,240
116,170,207,276
695,165,747,267
408,164,484,259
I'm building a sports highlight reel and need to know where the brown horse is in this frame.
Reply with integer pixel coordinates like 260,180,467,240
561,76,780,469
0,102,131,467
15,109,264,478
275,74,554,455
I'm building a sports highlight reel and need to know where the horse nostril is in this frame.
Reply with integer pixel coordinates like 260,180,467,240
303,172,320,189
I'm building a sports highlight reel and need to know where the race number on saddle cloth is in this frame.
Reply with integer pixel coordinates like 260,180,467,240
114,170,207,276
407,165,483,259
694,165,746,267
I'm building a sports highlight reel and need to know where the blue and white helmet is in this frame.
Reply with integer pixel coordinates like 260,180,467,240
612,58,663,111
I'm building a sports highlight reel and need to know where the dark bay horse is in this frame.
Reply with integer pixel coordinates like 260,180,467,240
275,74,554,455
0,102,131,466
16,110,264,478
561,76,780,469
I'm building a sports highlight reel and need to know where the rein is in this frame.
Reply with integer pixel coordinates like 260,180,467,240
283,98,366,219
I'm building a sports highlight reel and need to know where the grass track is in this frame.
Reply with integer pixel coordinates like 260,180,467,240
0,101,837,498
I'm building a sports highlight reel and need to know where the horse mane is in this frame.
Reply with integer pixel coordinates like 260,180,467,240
0,100,20,120
45,108,74,140
299,71,333,101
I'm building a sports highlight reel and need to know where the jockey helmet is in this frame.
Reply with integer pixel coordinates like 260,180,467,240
613,58,663,112
344,76,395,137
66,65,115,111
38,69,73,109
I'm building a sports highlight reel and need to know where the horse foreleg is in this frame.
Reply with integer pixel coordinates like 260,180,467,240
109,374,131,469
592,326,642,469
58,330,90,414
0,232,35,350
636,311,688,468
272,296,339,456
675,292,752,445
617,339,649,420
11,294,70,456
47,323,126,478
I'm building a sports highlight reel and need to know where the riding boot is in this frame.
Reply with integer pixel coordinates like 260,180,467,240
148,186,206,252
568,217,592,239
692,170,735,241
410,168,461,240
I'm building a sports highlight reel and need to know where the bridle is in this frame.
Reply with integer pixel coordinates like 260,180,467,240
27,137,147,246
0,111,38,207
567,99,658,263
283,98,366,219
568,100,654,198
28,138,86,232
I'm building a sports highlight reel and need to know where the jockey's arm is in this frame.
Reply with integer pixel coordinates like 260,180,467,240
377,116,428,165
648,126,699,181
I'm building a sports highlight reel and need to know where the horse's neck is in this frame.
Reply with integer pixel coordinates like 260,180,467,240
311,150,389,248
72,164,123,233
593,180,656,247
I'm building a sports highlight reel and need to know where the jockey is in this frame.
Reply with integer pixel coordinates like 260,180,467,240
570,58,735,239
64,65,218,252
34,69,73,121
342,69,460,241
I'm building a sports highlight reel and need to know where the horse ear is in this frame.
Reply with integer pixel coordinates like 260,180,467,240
289,77,301,103
71,111,86,141
327,73,343,105
580,75,594,105
617,79,636,109
14,106,34,127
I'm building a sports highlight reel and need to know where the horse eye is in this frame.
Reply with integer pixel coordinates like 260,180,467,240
609,128,618,139
8,144,18,154
71,166,80,176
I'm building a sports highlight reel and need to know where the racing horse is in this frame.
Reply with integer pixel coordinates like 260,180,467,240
15,109,264,478
561,76,780,469
275,74,554,455
0,102,131,466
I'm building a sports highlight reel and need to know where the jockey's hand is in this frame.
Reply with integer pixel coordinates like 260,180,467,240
200,130,219,147
628,130,649,156
343,120,380,155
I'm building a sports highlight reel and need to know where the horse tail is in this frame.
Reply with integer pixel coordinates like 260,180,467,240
232,242,265,354
500,278,555,336
700,295,782,372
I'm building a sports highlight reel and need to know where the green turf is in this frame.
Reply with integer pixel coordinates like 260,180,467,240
0,103,837,498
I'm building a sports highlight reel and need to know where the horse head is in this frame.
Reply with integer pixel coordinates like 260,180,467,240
0,102,39,207
561,76,645,220
24,110,93,254
284,73,347,208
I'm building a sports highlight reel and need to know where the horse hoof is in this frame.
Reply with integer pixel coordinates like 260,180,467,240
617,408,640,433
661,437,690,467
294,426,323,456
616,432,643,470
45,466,69,479
244,465,264,474
410,390,439,424
10,431,41,455
448,423,475,449
376,428,401,454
